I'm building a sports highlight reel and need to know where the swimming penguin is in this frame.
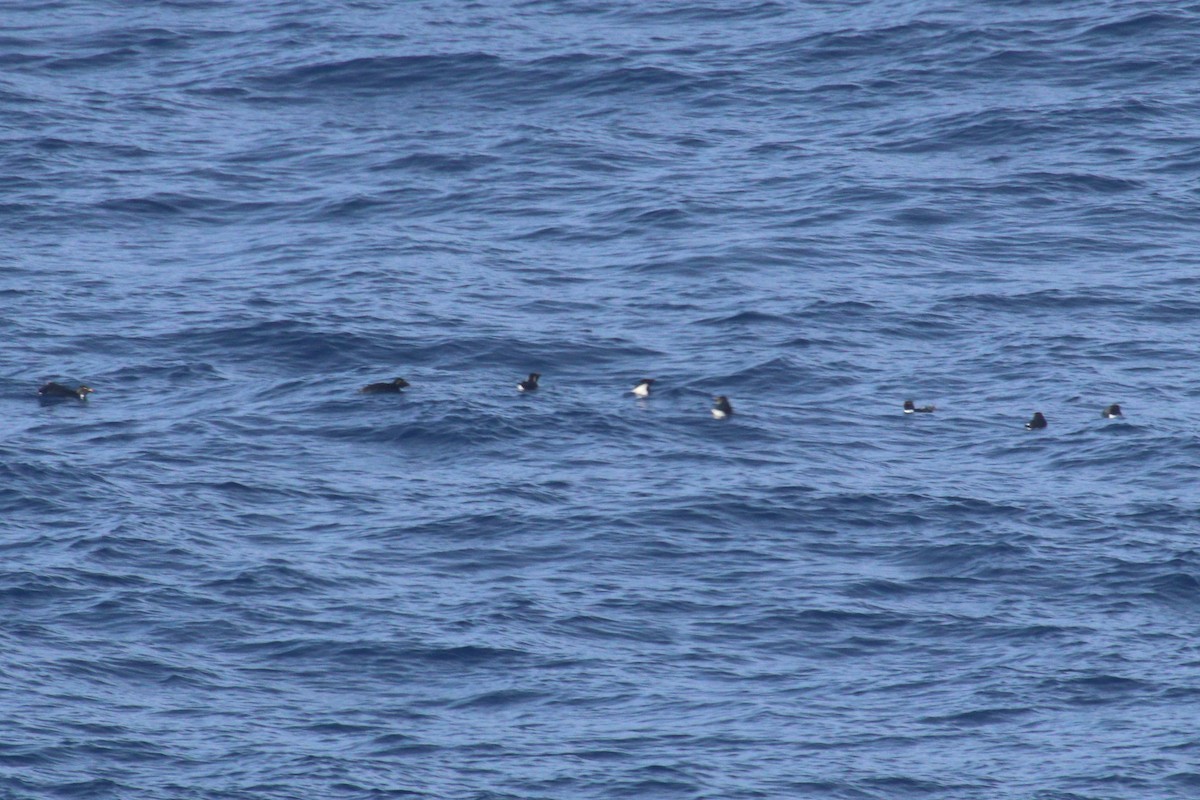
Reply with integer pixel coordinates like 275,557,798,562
38,382,93,400
1025,412,1047,430
1102,404,1123,419
711,395,733,419
904,399,935,413
632,378,655,397
517,373,540,392
360,378,410,394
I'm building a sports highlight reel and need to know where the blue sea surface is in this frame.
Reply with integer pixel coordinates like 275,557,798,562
3,1,1200,798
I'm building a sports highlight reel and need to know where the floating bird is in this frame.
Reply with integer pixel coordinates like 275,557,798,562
904,399,935,413
632,378,655,397
711,395,733,419
360,378,410,394
1102,404,1123,419
38,382,93,400
517,373,540,392
1025,412,1047,430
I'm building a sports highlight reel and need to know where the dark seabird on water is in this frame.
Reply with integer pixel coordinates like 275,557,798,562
38,382,93,400
1025,412,1047,430
632,378,655,397
360,378,410,394
517,373,541,392
1102,404,1122,419
904,399,935,413
711,395,733,419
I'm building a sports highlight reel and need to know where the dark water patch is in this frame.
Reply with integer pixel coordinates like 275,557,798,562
44,48,142,72
223,638,536,674
964,171,1146,206
0,34,40,49
887,206,962,226
843,576,965,599
919,706,1035,728
747,607,913,640
32,137,154,161
418,644,533,668
0,52,46,69
1166,772,1200,788
55,653,212,688
309,194,396,220
800,299,879,318
426,335,661,371
86,26,194,52
449,689,549,710
875,309,963,339
256,52,501,91
1017,170,1144,194
91,192,273,223
791,20,958,64
624,252,727,276
869,101,1164,154
932,289,1126,315
1081,12,1189,41
1117,500,1200,532
153,320,406,372
693,310,795,329
706,356,812,391
555,613,676,646
105,361,223,385
378,152,498,174
1134,298,1200,323
1142,571,1200,605
625,499,799,541
516,298,604,315
368,733,440,758
94,195,186,215
620,2,787,24
608,777,698,798
41,778,131,798
969,623,1081,645
318,411,526,452
202,563,347,597
1039,673,1156,708
366,511,531,543
892,540,1030,576
558,63,723,100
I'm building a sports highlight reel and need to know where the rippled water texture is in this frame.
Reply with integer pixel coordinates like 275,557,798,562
3,1,1200,798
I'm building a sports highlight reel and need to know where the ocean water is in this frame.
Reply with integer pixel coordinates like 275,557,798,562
3,1,1200,797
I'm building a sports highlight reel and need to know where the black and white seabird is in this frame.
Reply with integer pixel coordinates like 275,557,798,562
517,373,540,392
632,378,655,397
904,399,935,413
38,382,93,400
1025,412,1047,430
360,378,410,394
1102,404,1123,419
711,395,733,419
